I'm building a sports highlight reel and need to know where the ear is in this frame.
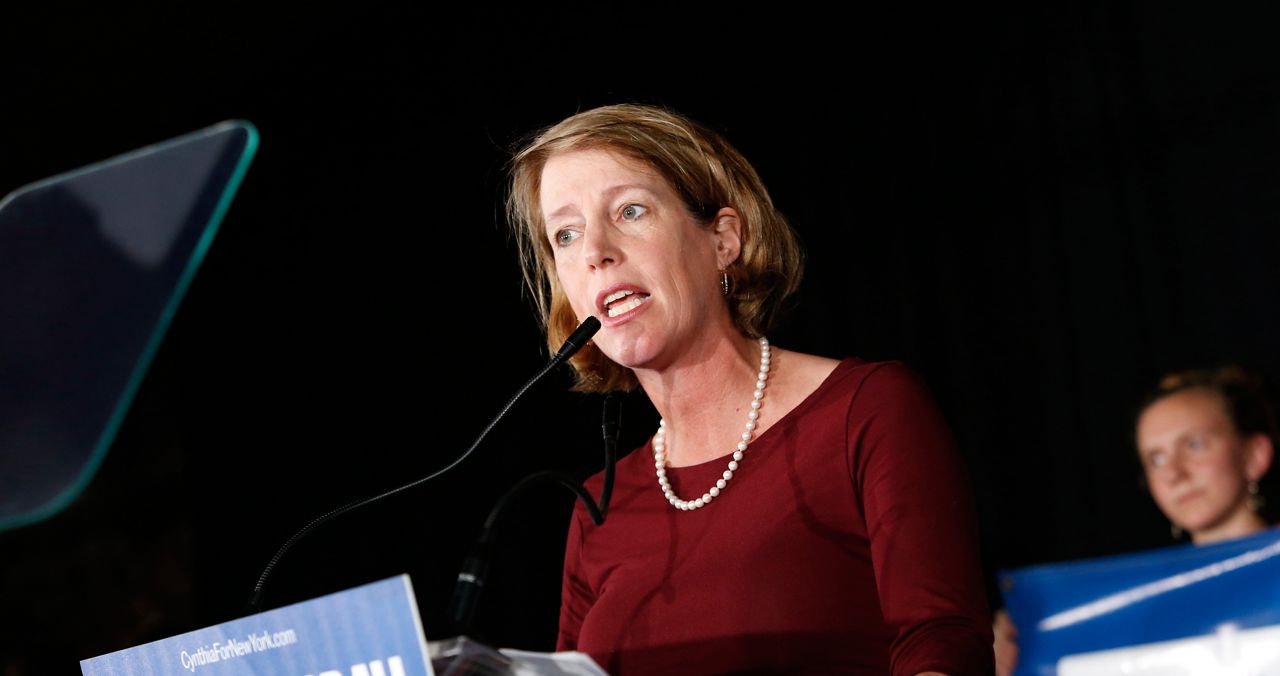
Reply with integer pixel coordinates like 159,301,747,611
1244,433,1274,482
711,207,742,269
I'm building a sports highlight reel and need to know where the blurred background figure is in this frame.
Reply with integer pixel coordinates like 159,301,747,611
994,365,1276,675
1135,367,1274,544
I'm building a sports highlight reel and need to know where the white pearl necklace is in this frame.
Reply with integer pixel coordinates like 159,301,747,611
653,337,770,510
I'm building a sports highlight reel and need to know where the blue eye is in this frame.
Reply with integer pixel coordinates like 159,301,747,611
620,204,647,221
1147,451,1167,468
555,229,580,247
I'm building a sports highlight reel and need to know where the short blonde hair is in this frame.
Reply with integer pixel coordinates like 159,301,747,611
507,104,803,392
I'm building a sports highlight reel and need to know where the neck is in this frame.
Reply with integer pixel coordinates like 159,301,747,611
634,327,761,467
1190,508,1268,545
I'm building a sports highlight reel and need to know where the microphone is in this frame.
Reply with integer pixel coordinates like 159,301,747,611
246,316,602,611
448,390,621,634
553,316,601,362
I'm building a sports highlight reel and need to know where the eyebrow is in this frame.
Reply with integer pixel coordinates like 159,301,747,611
544,183,659,225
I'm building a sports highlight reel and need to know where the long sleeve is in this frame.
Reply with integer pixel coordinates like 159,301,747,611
851,362,994,675
554,358,993,674
556,504,593,651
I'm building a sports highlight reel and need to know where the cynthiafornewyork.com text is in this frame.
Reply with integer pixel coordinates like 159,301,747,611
179,629,298,672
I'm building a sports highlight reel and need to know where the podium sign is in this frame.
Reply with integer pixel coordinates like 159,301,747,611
1001,528,1280,675
82,575,433,676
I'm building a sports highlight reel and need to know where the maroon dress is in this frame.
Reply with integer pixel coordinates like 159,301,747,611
557,359,994,675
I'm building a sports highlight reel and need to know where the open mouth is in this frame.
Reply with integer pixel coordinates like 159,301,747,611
602,289,652,318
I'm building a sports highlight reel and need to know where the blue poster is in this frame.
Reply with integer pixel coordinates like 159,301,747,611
81,575,432,676
1001,528,1280,675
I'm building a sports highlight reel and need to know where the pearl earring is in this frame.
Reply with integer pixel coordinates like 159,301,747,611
1248,480,1266,512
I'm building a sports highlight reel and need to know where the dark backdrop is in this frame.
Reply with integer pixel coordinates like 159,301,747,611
4,4,1280,672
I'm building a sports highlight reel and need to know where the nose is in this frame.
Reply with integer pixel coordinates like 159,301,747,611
1161,449,1191,482
582,219,619,270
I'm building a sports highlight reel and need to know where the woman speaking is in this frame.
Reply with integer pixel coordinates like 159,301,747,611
506,104,993,675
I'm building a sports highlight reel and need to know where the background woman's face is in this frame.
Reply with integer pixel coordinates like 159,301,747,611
1137,389,1256,539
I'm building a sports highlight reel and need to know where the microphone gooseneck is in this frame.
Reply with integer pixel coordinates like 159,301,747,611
246,316,601,612
449,392,620,635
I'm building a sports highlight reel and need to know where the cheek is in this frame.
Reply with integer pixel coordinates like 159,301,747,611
1206,455,1248,490
667,248,718,300
1146,475,1174,503
553,264,584,306
1144,468,1183,504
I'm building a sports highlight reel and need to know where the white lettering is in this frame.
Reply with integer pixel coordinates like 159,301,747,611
176,627,299,672
309,656,405,676
353,660,388,676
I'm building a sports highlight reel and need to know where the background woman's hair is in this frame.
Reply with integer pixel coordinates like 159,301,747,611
1139,366,1279,443
507,104,804,392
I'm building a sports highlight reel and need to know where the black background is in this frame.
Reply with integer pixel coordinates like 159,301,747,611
4,4,1280,672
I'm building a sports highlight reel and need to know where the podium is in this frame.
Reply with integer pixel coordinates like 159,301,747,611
80,575,604,675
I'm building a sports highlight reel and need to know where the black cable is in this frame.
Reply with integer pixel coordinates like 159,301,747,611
598,392,620,517
246,317,600,612
449,393,622,634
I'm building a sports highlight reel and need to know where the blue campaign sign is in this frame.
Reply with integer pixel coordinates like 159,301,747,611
81,575,432,676
1001,528,1280,675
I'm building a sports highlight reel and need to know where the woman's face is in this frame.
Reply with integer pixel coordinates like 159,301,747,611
1137,388,1270,542
539,147,739,371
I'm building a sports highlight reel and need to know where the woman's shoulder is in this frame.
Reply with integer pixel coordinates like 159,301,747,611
776,355,946,429
775,351,923,400
775,349,843,391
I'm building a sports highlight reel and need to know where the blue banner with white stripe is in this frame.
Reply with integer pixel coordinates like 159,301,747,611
1001,527,1280,675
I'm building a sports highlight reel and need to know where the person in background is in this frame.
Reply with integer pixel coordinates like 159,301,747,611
994,365,1276,676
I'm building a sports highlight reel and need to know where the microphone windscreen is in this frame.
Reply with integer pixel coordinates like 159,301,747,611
555,316,601,360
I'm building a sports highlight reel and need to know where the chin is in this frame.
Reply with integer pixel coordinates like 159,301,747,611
605,325,707,371
1181,509,1241,536
596,337,661,371
1175,510,1217,532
